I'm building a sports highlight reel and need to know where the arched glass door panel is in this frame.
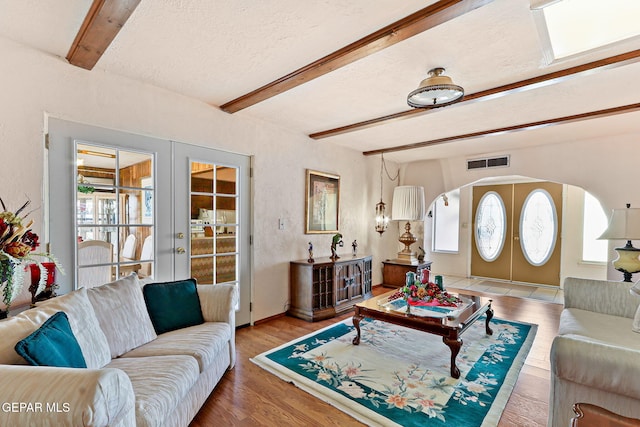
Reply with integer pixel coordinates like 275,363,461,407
520,189,557,266
475,191,507,262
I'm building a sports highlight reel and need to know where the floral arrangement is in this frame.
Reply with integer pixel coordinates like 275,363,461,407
389,272,462,307
0,197,59,312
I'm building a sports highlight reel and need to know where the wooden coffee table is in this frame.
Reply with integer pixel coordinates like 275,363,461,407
352,290,493,379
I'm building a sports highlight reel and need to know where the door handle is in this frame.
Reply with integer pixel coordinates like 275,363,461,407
176,247,186,254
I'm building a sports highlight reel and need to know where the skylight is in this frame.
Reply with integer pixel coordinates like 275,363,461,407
538,0,640,61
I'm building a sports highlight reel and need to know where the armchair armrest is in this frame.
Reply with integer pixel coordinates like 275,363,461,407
551,334,640,401
564,277,638,319
0,365,135,427
197,283,239,368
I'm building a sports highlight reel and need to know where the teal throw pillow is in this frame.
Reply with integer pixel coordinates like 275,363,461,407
143,278,205,334
15,311,87,368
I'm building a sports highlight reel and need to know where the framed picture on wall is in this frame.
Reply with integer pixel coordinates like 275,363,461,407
305,169,340,234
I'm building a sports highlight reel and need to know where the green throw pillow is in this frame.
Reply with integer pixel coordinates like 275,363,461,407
15,311,87,368
143,278,205,334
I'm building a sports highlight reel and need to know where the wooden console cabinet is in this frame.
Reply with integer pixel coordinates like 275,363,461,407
382,260,432,288
289,255,373,322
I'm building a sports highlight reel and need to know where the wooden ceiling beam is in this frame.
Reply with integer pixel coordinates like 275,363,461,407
66,0,141,70
312,49,640,139
220,0,494,113
362,102,640,156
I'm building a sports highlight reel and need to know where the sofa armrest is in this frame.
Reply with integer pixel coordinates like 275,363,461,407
564,277,638,319
0,365,135,427
551,334,640,400
197,283,239,368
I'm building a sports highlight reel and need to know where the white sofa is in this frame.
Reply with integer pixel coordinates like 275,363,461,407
549,277,640,426
0,274,237,427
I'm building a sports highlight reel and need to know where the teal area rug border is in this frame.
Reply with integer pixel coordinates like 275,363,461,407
251,316,537,427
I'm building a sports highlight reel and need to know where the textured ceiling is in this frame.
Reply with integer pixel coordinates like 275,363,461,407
1,0,639,164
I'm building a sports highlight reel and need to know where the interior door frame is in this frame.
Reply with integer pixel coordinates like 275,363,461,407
47,119,253,324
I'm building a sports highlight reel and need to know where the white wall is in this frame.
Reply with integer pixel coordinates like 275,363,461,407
401,135,640,284
0,36,399,320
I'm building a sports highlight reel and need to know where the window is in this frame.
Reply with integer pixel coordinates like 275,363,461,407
475,191,506,262
535,0,640,62
520,189,557,266
582,191,608,263
432,190,460,253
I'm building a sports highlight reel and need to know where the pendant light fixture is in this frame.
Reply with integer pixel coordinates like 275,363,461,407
407,67,464,108
375,154,398,235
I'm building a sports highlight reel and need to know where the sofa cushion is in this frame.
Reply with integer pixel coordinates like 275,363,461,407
87,273,157,358
15,311,87,368
559,308,640,350
120,322,231,372
0,288,111,368
107,355,199,427
143,279,204,334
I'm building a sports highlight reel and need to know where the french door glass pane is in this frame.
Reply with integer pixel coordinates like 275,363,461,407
475,191,507,262
520,189,557,266
75,143,155,285
189,161,238,285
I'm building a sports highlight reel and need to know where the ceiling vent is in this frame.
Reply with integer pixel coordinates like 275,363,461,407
467,155,510,170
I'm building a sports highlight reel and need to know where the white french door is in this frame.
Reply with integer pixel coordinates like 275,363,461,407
47,119,252,325
173,142,251,327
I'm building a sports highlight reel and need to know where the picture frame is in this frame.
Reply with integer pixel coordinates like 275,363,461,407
305,169,340,234
141,176,153,224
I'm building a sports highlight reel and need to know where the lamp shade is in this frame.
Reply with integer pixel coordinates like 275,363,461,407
598,207,640,240
392,186,425,221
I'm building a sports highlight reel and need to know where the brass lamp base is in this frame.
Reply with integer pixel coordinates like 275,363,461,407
395,221,419,265
613,242,640,282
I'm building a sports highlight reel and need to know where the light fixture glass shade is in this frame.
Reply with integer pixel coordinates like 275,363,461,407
598,204,640,282
391,186,425,264
407,68,464,108
375,199,388,235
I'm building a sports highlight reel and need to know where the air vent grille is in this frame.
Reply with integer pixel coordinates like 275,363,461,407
467,155,509,170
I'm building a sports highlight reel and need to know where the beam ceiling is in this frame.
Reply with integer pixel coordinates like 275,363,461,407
66,0,141,70
219,0,494,113
363,102,640,156
312,49,640,140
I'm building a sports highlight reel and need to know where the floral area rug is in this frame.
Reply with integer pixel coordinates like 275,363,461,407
251,316,537,426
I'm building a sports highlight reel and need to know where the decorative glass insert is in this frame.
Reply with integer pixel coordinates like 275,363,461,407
520,189,557,266
475,192,506,262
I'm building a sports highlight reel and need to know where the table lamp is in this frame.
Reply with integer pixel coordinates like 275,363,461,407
391,186,425,265
598,203,640,282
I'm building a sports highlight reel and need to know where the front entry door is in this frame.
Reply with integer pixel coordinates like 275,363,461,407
471,182,562,286
173,142,252,326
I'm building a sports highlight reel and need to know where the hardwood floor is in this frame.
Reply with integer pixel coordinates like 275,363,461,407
191,287,563,426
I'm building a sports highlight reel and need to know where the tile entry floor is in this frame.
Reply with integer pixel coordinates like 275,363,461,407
442,276,565,305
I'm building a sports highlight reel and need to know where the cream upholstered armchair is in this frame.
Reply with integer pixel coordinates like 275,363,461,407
549,277,640,426
77,240,113,288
